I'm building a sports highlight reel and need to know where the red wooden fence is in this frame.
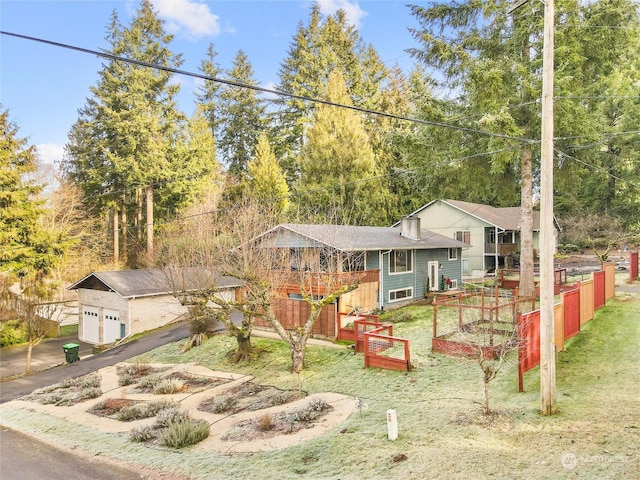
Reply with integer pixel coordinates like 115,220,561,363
363,324,411,372
593,271,605,309
518,310,540,392
518,265,614,391
631,251,639,281
562,287,580,340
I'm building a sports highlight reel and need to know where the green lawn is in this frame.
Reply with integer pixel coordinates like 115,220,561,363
2,292,639,479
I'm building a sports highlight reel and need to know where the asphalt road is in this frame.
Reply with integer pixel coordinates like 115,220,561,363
0,321,190,404
0,427,147,480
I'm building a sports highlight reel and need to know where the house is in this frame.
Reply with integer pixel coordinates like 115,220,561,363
402,199,560,275
68,268,242,346
256,218,466,316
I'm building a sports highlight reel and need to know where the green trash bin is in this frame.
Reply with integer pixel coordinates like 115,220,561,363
63,343,80,363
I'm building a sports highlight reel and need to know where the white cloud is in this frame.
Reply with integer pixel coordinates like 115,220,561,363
36,143,65,165
151,0,221,39
316,0,367,28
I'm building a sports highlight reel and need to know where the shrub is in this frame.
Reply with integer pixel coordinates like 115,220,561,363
207,396,237,414
129,425,155,443
161,420,210,449
0,320,27,347
116,403,149,422
118,373,133,386
258,413,273,431
155,407,189,428
153,378,184,395
137,372,164,390
80,387,102,400
80,374,101,389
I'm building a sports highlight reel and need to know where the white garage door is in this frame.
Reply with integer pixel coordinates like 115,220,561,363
82,306,100,344
103,308,121,344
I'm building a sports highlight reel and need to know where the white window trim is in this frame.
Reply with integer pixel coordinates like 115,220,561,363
389,249,413,275
449,279,458,290
389,287,414,303
448,248,457,260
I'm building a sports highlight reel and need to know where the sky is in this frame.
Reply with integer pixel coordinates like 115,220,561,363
1,0,421,165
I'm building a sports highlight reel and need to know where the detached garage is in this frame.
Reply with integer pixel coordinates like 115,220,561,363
69,268,242,346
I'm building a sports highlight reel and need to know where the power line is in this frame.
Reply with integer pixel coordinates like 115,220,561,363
0,30,535,145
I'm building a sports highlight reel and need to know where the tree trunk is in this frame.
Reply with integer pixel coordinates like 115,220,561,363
483,378,490,415
121,198,128,264
233,332,254,363
25,342,34,375
146,185,154,261
519,146,535,298
113,208,119,264
290,337,307,374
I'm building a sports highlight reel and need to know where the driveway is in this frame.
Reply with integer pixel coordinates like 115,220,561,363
0,321,190,404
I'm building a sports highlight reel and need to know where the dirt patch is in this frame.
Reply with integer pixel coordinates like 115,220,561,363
198,381,305,414
221,398,333,442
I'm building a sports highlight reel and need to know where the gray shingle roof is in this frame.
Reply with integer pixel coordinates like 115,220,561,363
443,199,541,231
263,223,466,251
68,268,241,298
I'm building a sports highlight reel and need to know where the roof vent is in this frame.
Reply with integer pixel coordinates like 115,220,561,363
400,216,421,241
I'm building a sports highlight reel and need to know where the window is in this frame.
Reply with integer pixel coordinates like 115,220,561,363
487,229,496,244
389,287,413,302
455,231,470,245
448,248,457,260
343,251,365,272
448,279,458,290
389,250,412,274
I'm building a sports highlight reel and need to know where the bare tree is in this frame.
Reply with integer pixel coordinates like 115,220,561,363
260,243,363,374
434,288,533,414
157,201,284,362
560,213,639,263
0,276,71,374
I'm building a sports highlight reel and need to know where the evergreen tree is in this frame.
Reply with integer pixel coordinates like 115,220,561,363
0,109,67,279
246,134,290,217
295,69,389,225
217,50,268,176
62,0,214,265
275,3,388,170
195,43,223,140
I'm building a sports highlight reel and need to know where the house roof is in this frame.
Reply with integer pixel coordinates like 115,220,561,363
68,268,242,299
259,223,466,252
405,199,557,232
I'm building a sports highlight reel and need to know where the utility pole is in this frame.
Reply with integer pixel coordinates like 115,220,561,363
538,0,557,416
508,0,556,415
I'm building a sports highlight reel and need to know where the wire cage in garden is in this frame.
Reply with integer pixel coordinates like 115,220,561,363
336,311,379,343
363,323,411,372
432,287,536,359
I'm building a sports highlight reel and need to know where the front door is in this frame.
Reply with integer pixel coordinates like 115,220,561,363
428,261,440,292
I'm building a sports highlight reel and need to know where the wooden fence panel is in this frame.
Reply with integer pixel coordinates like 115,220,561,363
562,288,580,341
579,280,594,325
518,310,540,392
267,299,336,338
554,303,564,352
593,271,605,310
631,251,638,281
604,262,615,301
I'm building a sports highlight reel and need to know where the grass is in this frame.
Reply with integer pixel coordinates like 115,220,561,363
59,324,78,337
2,293,639,479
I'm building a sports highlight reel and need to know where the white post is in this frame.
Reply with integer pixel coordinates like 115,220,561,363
386,409,398,441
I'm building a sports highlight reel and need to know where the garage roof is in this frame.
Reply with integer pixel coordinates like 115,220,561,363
68,268,242,299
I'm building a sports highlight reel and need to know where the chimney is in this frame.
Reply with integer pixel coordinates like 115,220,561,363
400,216,421,241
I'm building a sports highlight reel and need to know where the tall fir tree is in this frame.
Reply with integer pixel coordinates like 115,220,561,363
62,0,214,266
245,134,290,218
195,43,223,140
0,109,68,279
294,69,389,225
217,50,268,176
275,3,388,177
